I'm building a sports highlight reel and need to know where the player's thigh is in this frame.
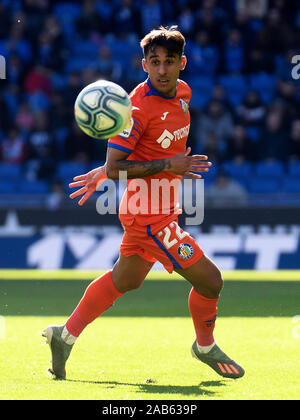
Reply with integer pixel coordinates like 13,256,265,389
175,254,223,298
112,253,154,293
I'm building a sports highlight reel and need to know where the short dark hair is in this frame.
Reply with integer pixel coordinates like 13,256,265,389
140,25,185,58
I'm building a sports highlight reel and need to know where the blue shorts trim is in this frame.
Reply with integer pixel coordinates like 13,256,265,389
146,225,183,270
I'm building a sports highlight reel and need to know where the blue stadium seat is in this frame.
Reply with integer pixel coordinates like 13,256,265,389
18,180,49,194
246,126,262,142
282,177,300,193
288,161,300,177
90,161,106,171
65,57,97,73
57,162,88,183
222,161,252,186
53,2,82,39
0,180,18,193
249,73,276,104
248,177,281,193
218,74,248,107
70,40,99,59
0,164,21,180
188,76,214,110
254,161,284,178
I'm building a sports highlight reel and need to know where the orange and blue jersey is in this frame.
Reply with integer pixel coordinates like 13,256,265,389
108,77,192,231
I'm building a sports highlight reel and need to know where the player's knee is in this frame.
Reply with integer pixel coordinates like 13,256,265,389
114,276,144,293
213,269,224,296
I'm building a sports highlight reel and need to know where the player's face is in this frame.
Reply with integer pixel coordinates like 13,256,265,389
142,46,186,97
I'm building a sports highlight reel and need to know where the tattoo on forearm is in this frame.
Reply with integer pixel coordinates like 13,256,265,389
117,158,172,178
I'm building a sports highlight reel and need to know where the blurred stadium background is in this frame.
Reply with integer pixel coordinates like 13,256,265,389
0,0,300,271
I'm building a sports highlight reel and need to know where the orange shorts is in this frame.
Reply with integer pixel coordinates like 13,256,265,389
120,218,204,273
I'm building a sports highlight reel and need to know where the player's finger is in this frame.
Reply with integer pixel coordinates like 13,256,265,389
184,171,202,179
69,180,86,188
69,186,88,199
73,174,88,181
78,188,94,206
190,160,212,166
190,166,210,172
184,147,191,156
190,155,209,161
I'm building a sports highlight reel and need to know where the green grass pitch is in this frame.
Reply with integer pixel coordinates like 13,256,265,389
0,270,300,400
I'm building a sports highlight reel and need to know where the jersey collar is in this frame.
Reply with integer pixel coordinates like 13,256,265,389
145,77,178,99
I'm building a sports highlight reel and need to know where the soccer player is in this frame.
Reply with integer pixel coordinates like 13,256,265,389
43,26,244,380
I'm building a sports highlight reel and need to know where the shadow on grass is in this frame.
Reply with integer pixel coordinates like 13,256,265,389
64,378,227,397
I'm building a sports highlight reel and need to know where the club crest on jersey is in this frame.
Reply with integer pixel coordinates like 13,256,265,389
177,243,194,259
180,99,189,114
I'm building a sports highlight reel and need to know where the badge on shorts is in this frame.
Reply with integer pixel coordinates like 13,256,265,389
177,243,194,259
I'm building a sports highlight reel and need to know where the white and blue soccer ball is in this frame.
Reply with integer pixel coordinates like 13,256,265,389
74,80,132,139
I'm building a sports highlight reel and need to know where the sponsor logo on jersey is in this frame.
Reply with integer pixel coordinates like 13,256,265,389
156,124,190,149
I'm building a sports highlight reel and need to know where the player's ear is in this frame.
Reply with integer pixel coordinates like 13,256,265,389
180,55,187,71
142,58,148,73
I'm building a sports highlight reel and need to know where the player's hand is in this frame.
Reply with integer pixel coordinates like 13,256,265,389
169,147,212,178
69,165,107,206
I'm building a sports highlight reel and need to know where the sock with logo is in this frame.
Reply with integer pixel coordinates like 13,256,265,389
64,270,123,341
188,287,219,352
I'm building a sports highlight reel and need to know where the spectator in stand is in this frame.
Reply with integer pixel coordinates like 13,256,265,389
76,0,101,38
113,0,141,35
45,179,66,210
42,15,64,50
236,0,268,19
26,110,56,180
64,121,96,163
186,30,219,76
22,0,51,37
256,8,294,55
236,90,266,128
257,110,289,161
140,0,163,35
276,80,300,123
24,65,52,98
0,128,26,164
288,119,300,161
0,3,11,39
195,100,234,154
0,94,10,133
225,124,256,163
178,7,195,38
94,45,123,82
205,170,248,207
223,28,245,74
201,133,225,164
7,53,27,86
0,19,33,65
195,6,222,46
124,53,146,92
64,72,83,110
245,47,275,74
15,101,34,133
35,31,64,71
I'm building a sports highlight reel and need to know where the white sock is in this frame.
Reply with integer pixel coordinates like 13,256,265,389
196,341,216,354
61,325,77,345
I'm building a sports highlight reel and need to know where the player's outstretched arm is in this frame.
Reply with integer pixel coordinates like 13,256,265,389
106,147,212,180
69,165,107,206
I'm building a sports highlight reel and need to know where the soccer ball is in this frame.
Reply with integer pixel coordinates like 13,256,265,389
74,80,132,139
